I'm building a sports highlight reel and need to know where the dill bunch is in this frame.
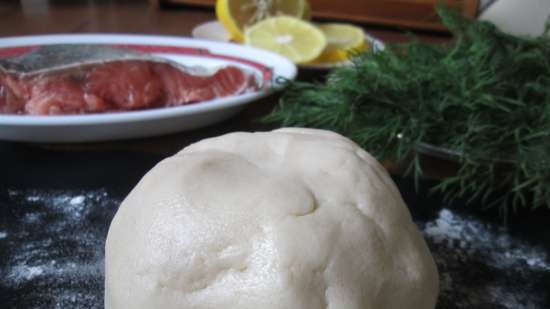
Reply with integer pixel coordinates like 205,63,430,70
264,7,550,211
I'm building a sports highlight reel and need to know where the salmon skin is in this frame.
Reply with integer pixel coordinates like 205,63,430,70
0,45,259,115
0,44,210,77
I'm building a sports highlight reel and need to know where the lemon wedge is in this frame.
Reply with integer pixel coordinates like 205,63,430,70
216,0,307,43
244,16,327,64
311,23,367,64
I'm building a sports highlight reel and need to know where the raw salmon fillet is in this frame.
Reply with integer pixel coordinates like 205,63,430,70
0,60,258,115
155,64,257,105
85,61,163,110
0,71,26,114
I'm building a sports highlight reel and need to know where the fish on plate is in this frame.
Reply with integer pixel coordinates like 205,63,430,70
0,45,259,115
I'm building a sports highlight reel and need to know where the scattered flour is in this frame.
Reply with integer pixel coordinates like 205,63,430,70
0,189,117,309
422,208,550,309
25,195,41,203
23,212,43,224
69,195,85,206
8,265,45,282
424,209,550,271
6,260,103,287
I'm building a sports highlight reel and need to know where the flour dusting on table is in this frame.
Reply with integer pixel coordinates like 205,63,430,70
421,209,550,309
0,189,117,309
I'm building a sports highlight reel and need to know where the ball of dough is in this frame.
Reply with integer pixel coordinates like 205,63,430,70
105,128,439,309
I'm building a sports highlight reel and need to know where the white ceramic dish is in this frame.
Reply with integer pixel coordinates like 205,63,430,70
0,34,297,143
192,20,386,70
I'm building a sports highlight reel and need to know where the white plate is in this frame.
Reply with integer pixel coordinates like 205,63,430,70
0,34,297,143
192,20,386,70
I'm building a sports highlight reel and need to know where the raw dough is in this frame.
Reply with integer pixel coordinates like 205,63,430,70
105,128,439,309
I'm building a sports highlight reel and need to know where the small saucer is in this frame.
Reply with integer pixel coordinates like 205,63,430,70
191,20,231,42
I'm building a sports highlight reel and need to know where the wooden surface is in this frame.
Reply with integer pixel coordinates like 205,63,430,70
155,0,479,31
0,0,452,177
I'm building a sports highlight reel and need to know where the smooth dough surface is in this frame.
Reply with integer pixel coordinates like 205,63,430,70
105,128,439,309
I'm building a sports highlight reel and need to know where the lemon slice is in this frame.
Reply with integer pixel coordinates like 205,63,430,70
311,23,367,64
244,16,327,64
216,0,307,43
